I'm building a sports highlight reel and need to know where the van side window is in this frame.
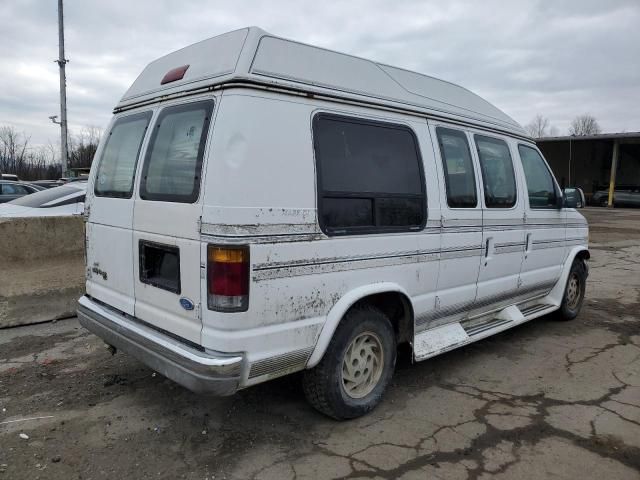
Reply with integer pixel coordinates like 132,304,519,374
94,111,152,198
435,127,477,208
313,114,425,235
140,100,214,203
518,145,558,208
474,135,517,208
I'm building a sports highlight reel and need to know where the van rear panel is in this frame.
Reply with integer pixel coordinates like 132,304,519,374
86,221,137,315
86,110,153,315
86,99,212,344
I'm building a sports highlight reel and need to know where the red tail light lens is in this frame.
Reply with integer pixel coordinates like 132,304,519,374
207,245,249,312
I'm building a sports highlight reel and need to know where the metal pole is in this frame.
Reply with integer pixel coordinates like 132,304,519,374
56,0,69,178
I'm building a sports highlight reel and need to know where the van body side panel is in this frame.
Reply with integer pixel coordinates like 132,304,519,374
200,92,322,372
200,91,434,383
565,210,589,260
411,122,441,328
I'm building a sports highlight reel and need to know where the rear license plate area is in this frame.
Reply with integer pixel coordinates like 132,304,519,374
139,241,181,294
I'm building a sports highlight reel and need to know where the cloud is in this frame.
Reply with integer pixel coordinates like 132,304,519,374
1,0,639,146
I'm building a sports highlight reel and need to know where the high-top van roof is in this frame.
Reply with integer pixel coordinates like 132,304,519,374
118,27,526,137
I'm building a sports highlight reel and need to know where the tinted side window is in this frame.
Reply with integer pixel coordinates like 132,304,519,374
313,115,425,235
95,112,152,198
518,145,558,208
2,184,27,195
436,127,477,208
474,135,517,208
140,100,214,203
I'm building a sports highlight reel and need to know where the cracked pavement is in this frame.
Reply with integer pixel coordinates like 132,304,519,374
1,207,639,479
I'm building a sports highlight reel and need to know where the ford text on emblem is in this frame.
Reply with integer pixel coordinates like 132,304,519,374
179,297,195,310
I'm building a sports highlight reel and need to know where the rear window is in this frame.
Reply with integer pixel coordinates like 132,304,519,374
140,100,214,203
8,184,85,207
95,111,152,198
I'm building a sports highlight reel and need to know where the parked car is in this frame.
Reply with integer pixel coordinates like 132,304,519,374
30,180,65,189
0,180,41,203
77,27,590,419
68,175,89,183
0,182,86,217
591,188,640,207
1,173,20,181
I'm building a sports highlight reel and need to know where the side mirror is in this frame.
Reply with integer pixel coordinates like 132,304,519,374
563,187,585,209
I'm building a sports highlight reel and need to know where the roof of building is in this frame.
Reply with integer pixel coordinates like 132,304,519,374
118,27,526,137
537,132,640,142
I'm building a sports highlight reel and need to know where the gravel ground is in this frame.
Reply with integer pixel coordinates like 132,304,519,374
1,207,639,480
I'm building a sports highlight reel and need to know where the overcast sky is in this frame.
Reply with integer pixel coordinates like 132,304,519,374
1,0,639,147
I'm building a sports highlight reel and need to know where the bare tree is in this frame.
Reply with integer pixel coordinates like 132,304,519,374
0,126,29,173
569,114,601,136
68,125,102,169
525,114,551,138
0,125,60,180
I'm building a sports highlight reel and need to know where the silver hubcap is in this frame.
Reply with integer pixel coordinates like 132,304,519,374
341,332,384,399
566,273,581,309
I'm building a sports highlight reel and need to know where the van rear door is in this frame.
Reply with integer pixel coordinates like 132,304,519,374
86,111,153,315
132,98,215,344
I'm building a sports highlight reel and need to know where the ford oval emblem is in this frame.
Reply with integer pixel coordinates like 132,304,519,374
179,297,195,311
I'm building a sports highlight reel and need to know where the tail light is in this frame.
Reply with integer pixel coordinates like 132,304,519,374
207,245,249,312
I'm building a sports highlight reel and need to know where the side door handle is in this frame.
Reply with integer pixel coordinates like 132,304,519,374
525,233,533,255
484,237,494,264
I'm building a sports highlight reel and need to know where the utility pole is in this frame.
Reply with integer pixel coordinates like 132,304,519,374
56,0,69,178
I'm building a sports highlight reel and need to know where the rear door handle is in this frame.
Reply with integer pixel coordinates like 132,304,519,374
525,233,533,254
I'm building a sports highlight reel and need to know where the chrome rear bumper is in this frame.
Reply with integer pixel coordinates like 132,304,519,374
77,295,244,395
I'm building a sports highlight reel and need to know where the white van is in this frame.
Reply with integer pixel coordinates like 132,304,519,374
78,27,589,419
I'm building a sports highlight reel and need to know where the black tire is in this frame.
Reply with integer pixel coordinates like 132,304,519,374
302,305,396,420
555,258,587,321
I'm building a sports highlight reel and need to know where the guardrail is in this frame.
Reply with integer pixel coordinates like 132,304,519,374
0,216,85,328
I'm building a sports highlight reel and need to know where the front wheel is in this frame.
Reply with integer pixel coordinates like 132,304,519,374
555,258,587,321
302,306,396,420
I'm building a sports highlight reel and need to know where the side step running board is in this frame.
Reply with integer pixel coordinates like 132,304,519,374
520,303,552,317
413,302,556,361
464,318,512,337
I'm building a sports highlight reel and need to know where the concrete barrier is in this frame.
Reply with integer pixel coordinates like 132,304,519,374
0,216,85,328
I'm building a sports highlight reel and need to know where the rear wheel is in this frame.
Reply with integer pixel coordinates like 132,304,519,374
555,258,587,321
302,306,396,420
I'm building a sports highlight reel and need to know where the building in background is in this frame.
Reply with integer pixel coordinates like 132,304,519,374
537,132,640,206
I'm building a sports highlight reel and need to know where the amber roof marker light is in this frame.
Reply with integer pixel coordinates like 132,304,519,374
160,65,190,85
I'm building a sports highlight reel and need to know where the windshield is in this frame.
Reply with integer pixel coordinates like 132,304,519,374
8,184,85,207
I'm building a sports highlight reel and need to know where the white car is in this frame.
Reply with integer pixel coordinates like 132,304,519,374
77,27,589,419
0,182,86,217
